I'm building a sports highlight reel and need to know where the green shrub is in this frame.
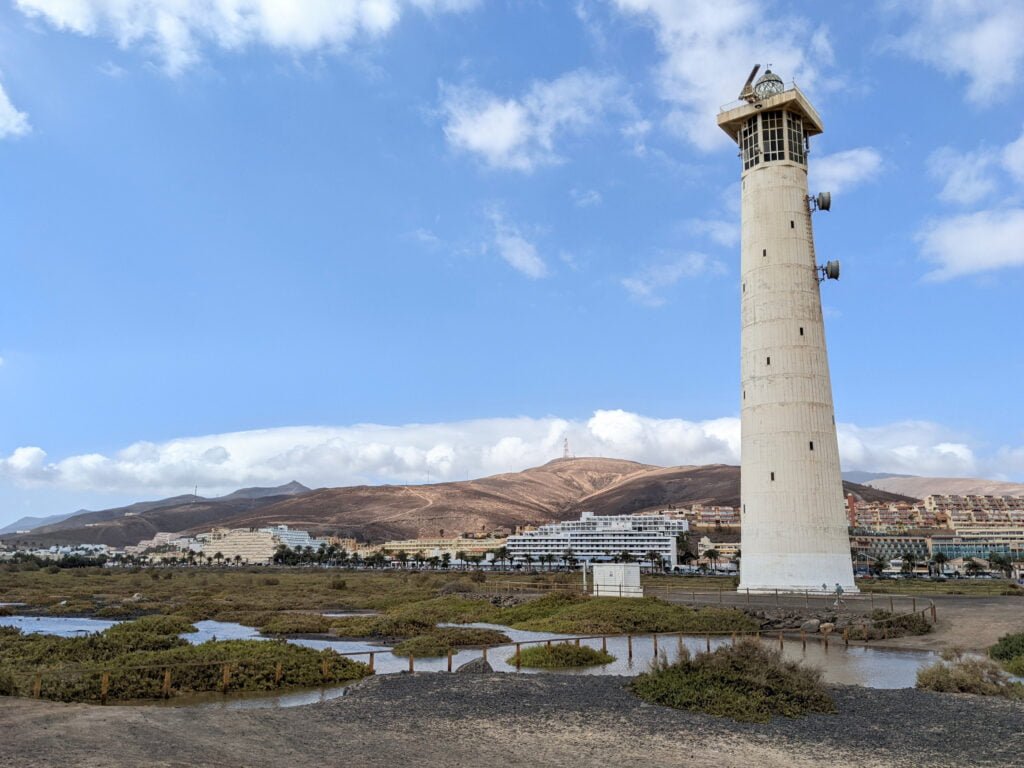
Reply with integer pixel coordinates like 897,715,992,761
468,571,486,583
260,577,279,586
506,596,758,635
514,643,615,668
917,652,1024,699
329,578,347,591
631,640,836,723
1003,657,1024,676
848,610,933,641
259,613,331,635
0,667,18,695
391,635,450,658
989,632,1024,662
438,581,472,595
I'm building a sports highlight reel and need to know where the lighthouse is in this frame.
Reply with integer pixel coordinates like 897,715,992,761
717,67,856,593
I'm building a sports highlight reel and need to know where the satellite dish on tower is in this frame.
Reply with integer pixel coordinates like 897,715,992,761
817,192,831,211
823,260,840,281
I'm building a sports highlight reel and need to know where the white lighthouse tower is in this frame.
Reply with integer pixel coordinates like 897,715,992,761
717,67,855,593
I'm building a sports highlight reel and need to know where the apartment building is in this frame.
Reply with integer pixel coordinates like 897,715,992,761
506,511,689,568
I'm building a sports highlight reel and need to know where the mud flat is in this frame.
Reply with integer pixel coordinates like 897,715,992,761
3,673,1023,768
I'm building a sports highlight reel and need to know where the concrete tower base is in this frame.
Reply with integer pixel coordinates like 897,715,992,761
738,553,859,593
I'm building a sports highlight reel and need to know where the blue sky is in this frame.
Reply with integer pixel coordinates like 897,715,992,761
1,1,1024,525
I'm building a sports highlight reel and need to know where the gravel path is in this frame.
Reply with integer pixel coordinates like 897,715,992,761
2,674,1022,768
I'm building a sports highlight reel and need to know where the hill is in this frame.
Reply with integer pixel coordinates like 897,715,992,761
3,482,310,549
866,476,1024,498
3,460,917,548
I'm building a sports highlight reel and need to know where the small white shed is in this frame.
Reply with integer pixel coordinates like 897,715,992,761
590,563,643,598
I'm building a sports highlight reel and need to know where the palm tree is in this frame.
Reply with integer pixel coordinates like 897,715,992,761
704,548,720,573
492,546,510,571
562,548,578,570
233,554,242,567
455,550,467,570
900,551,917,576
520,552,533,572
645,550,663,572
933,551,949,576
965,559,984,577
540,553,556,572
440,552,451,570
396,550,409,569
213,552,224,567
617,550,634,563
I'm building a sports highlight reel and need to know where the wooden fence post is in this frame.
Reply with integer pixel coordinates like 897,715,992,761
162,668,172,698
514,645,521,670
408,655,414,673
912,597,917,613
482,647,488,663
778,631,784,650
652,634,659,656
274,662,283,686
601,637,607,653
801,631,806,651
627,635,633,660
931,604,937,623
843,628,849,647
889,596,894,613
100,671,110,705
221,664,231,694
368,652,375,673
448,648,454,672
33,674,42,699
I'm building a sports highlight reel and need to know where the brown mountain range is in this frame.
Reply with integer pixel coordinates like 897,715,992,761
3,458,914,548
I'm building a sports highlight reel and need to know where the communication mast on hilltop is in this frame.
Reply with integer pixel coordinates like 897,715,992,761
562,438,572,460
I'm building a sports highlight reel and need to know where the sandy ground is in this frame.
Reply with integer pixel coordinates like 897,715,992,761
3,674,1022,768
873,595,1024,652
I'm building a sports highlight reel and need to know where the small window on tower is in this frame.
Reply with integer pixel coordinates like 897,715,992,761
770,472,775,481
766,356,771,365
762,248,767,257
790,220,795,229
809,441,814,451
799,327,804,336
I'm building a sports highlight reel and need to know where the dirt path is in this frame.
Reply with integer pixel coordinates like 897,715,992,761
2,674,1022,768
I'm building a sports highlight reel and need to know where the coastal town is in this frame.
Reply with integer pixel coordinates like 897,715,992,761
5,493,1022,582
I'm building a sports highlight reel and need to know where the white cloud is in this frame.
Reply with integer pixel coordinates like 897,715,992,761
440,70,626,171
15,0,479,75
570,188,603,208
621,118,651,156
0,82,30,139
621,253,725,306
3,411,1021,496
0,355,4,367
486,209,547,279
612,0,830,151
686,218,739,247
918,207,1024,281
1002,126,1024,184
837,420,980,478
810,147,883,195
886,1,1024,105
928,146,999,205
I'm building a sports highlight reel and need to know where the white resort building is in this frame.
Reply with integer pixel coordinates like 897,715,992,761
506,512,689,568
